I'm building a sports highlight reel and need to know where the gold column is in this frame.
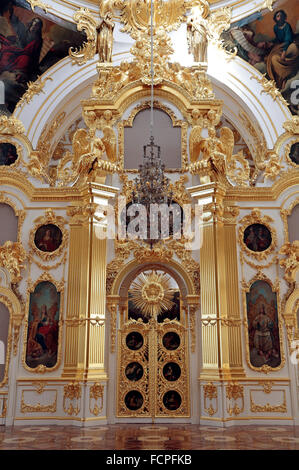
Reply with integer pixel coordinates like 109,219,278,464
62,183,118,380
189,183,245,380
62,203,94,379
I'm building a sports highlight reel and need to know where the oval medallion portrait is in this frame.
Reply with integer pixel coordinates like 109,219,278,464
34,224,63,253
243,224,272,253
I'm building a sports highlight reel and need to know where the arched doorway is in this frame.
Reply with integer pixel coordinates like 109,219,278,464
108,261,199,422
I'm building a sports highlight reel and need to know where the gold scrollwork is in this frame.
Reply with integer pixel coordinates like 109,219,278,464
22,272,64,374
242,273,285,374
250,389,287,413
0,241,27,284
279,241,299,284
27,0,49,12
89,382,104,416
20,390,57,414
203,382,218,416
69,8,98,65
238,209,277,261
284,138,299,168
226,382,244,416
29,208,68,261
0,192,25,244
15,77,53,110
0,116,25,136
63,382,81,416
0,137,24,170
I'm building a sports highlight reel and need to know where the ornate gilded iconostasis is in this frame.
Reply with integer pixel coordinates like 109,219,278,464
0,0,298,427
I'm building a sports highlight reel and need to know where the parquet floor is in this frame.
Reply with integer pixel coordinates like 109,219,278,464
0,424,299,450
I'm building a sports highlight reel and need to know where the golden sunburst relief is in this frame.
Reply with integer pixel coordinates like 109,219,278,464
129,271,176,318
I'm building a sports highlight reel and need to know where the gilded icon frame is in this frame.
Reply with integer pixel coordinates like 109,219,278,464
22,273,64,374
242,273,285,374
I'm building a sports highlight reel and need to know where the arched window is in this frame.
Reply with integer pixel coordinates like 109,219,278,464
0,203,18,245
288,204,299,243
124,108,181,169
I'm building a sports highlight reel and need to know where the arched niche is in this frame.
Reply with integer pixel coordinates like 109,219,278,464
0,301,10,384
0,203,18,245
124,107,181,170
288,204,299,243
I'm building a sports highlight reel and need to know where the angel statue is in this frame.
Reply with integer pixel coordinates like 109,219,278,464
97,12,115,63
101,110,117,163
187,12,208,64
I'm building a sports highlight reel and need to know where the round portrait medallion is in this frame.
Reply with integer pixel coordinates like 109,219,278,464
289,142,299,165
163,390,181,411
125,390,143,411
125,362,144,381
0,143,18,166
163,362,181,381
162,331,180,351
243,224,272,252
34,224,63,253
126,331,144,351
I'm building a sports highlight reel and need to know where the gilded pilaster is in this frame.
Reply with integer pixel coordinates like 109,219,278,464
189,183,245,380
62,203,94,379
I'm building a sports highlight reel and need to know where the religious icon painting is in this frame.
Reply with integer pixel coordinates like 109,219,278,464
25,280,60,370
162,331,180,351
163,362,181,382
125,362,143,381
289,142,299,165
0,143,18,166
34,224,63,254
125,331,144,351
125,390,143,411
0,0,86,113
245,280,282,370
163,390,182,411
243,224,272,253
220,0,299,116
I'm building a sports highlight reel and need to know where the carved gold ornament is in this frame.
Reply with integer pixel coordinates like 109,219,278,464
0,116,25,136
100,0,191,34
15,77,53,110
63,382,81,416
284,139,299,168
20,391,57,414
279,242,299,284
250,73,289,108
0,241,27,284
203,382,218,416
0,138,23,170
188,121,249,186
69,8,98,65
117,319,190,418
29,209,68,261
238,209,277,261
89,382,104,416
226,382,244,416
27,0,49,12
283,116,299,136
250,390,287,413
130,271,175,318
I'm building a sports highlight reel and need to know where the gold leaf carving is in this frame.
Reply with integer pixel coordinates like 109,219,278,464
69,8,98,65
